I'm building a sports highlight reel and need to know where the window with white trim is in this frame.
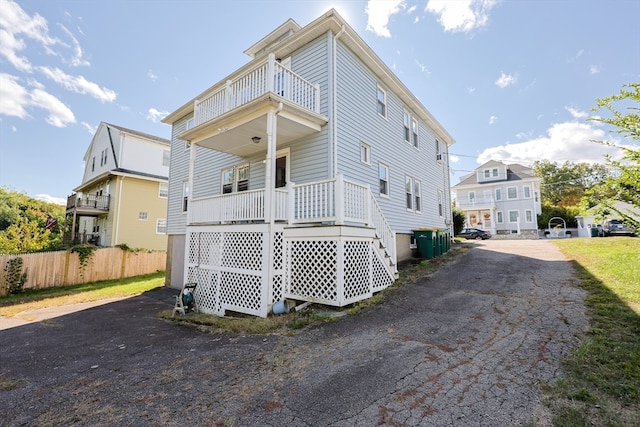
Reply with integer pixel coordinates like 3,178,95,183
495,188,502,201
411,118,418,148
222,168,234,194
156,219,167,234
492,168,498,177
507,186,518,199
139,212,148,221
379,163,389,197
414,180,421,212
186,118,194,130
91,156,95,172
438,190,444,217
435,139,441,161
497,211,504,223
376,86,386,117
162,150,170,166
405,176,413,210
403,111,410,143
484,169,490,178
469,191,476,203
523,185,531,198
222,164,250,194
182,181,189,213
525,210,533,222
158,182,168,198
509,210,519,223
360,142,370,165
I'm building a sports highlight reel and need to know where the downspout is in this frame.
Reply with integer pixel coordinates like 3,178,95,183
106,125,119,168
114,176,125,245
330,25,346,178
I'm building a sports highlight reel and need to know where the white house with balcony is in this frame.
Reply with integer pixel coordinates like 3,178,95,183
452,160,541,238
162,9,455,318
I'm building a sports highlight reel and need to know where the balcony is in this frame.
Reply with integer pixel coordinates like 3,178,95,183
66,194,110,214
188,175,395,265
457,195,495,210
178,54,327,157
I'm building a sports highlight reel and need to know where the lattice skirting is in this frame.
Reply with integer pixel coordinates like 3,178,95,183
185,225,395,317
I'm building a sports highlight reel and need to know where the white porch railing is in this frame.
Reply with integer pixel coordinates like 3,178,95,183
194,54,321,127
458,196,495,208
187,175,396,265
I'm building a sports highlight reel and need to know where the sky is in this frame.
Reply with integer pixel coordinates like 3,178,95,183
1,0,638,205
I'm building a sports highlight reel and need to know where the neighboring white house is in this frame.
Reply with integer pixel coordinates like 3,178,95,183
161,9,456,317
65,122,170,251
575,200,640,237
452,160,542,238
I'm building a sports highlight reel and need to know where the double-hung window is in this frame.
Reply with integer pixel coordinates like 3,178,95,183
222,164,250,194
376,86,386,117
438,190,444,217
162,150,170,167
523,185,531,198
379,163,389,197
509,210,519,223
525,210,533,222
497,211,504,223
507,186,518,199
360,142,370,164
158,182,168,198
411,117,418,148
495,188,502,201
405,176,414,210
403,111,410,143
414,180,421,212
182,181,189,213
156,219,167,234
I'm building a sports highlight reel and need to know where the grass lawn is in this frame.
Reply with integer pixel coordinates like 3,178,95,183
548,237,639,426
0,271,165,318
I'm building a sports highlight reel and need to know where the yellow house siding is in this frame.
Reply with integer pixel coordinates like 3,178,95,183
112,176,167,251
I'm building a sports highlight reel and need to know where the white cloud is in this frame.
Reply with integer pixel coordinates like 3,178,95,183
477,121,622,166
148,69,158,82
58,23,89,67
37,66,116,102
0,73,30,118
467,86,476,94
34,194,65,205
147,107,169,123
416,60,430,74
489,115,497,124
589,64,600,74
365,0,404,37
495,72,516,88
565,106,588,119
29,87,75,127
81,121,96,134
567,49,584,63
426,0,497,33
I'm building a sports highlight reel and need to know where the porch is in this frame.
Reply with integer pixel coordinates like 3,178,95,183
185,175,398,318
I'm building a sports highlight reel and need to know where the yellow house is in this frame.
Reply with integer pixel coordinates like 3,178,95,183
65,122,170,251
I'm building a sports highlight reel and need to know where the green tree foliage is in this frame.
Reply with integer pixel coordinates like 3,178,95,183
0,187,65,254
533,160,609,207
583,83,640,231
452,207,466,235
537,205,581,230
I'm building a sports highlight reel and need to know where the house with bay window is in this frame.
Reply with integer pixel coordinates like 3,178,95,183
452,160,541,238
65,122,170,251
162,9,455,317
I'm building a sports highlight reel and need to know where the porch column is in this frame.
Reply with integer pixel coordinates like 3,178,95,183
188,140,196,225
264,108,278,224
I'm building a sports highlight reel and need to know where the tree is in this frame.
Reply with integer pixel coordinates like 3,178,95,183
533,160,609,207
583,83,640,232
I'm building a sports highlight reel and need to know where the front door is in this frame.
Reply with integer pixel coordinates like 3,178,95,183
275,155,286,188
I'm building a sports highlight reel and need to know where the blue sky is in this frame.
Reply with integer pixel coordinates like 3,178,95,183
1,0,638,205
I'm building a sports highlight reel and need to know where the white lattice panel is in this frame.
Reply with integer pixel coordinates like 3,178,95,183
286,239,338,303
372,247,394,292
221,232,263,271
343,240,372,302
219,271,263,315
188,267,220,314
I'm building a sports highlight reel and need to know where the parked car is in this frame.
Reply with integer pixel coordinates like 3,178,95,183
601,219,636,237
458,228,491,240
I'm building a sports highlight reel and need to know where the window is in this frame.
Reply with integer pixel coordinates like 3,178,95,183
360,142,370,164
156,219,167,234
182,181,189,213
492,168,498,177
523,185,531,198
222,164,249,193
162,150,170,166
411,118,418,148
435,139,442,161
469,191,476,203
525,210,533,222
507,186,518,199
91,156,95,172
414,180,421,212
497,211,504,223
186,118,194,130
379,163,389,197
403,111,410,142
138,212,148,221
100,148,108,167
376,86,386,117
484,169,490,178
495,188,502,201
158,182,168,198
405,176,413,210
438,190,444,217
509,210,519,223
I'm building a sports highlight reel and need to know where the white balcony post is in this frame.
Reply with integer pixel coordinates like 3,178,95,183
267,53,275,93
314,83,320,113
364,183,372,227
287,181,295,226
225,79,233,111
193,99,199,126
188,141,195,225
336,173,344,225
265,108,277,223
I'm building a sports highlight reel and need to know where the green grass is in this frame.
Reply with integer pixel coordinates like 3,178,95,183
547,237,640,426
0,271,165,317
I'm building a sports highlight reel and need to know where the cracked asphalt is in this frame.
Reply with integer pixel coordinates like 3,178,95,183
0,239,587,426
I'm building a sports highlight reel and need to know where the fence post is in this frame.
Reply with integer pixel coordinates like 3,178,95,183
63,250,70,285
120,248,127,278
336,174,344,225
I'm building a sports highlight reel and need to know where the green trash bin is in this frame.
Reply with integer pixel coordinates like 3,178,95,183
414,229,435,259
434,230,442,257
590,226,599,238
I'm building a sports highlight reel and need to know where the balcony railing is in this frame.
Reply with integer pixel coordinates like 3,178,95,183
457,196,495,209
67,194,110,211
188,174,396,264
194,54,320,127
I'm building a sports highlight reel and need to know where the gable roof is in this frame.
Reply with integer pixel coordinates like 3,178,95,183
453,161,538,188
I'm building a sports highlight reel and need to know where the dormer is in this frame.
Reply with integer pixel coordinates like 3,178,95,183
476,163,508,183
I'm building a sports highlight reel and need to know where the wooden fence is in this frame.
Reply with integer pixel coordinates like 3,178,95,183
0,248,166,296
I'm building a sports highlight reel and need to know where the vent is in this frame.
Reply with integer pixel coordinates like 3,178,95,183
436,154,442,161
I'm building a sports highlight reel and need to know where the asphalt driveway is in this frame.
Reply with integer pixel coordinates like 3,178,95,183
0,240,587,426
